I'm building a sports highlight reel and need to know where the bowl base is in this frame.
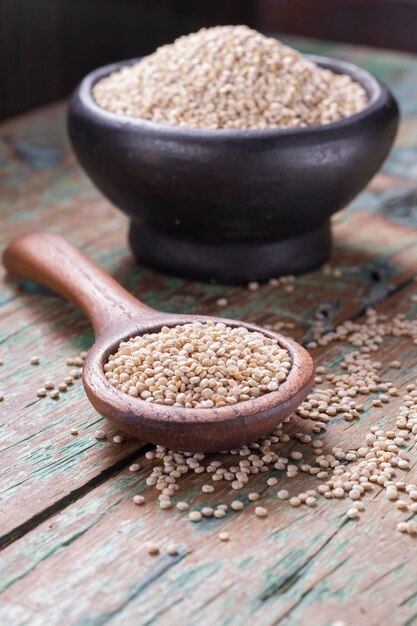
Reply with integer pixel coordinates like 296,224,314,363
129,219,331,284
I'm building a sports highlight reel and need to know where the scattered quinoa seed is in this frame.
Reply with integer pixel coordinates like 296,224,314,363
216,297,228,307
167,544,179,556
146,543,159,556
255,506,268,518
266,477,278,486
201,507,214,517
189,511,202,522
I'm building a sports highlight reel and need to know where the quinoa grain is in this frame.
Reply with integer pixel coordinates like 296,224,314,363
94,26,367,130
146,543,160,556
167,544,179,556
105,321,290,408
189,511,202,523
255,506,268,517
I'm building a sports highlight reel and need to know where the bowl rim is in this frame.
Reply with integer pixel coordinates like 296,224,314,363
74,53,393,139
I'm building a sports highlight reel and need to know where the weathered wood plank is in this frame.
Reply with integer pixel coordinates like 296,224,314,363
3,207,417,540
1,280,417,624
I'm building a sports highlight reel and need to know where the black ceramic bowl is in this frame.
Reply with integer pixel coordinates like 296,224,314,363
68,55,399,284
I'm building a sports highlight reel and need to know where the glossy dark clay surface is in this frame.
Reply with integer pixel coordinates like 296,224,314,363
68,56,399,284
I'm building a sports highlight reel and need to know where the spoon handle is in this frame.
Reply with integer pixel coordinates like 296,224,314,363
3,232,156,333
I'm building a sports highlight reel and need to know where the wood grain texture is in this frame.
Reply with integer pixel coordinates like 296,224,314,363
2,284,417,625
1,38,417,625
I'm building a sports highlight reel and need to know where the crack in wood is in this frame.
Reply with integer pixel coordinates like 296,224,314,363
350,274,416,322
0,491,133,594
0,444,150,551
269,556,350,626
257,521,346,603
268,512,309,538
361,561,408,594
187,583,234,619
75,552,189,626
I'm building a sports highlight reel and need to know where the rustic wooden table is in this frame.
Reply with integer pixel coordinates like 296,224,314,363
1,38,417,626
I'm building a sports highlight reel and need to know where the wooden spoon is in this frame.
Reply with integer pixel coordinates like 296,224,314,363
3,232,314,452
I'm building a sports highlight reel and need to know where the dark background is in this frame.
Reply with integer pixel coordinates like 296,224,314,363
1,0,416,120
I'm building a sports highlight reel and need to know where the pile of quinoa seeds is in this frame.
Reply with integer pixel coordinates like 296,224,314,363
93,25,367,130
104,322,291,407
122,305,417,542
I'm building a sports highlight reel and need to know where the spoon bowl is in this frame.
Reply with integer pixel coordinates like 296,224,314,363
3,232,314,451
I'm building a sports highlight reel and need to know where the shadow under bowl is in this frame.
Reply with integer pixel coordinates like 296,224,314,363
68,55,399,284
